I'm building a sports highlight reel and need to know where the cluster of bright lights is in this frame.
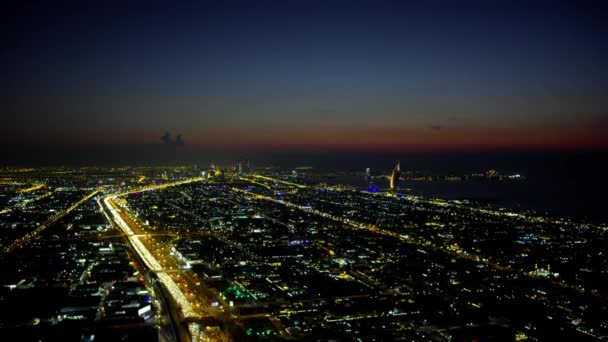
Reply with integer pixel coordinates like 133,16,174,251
157,272,196,317
188,323,203,342
4,189,99,252
232,187,374,232
103,194,198,318
236,180,597,297
249,174,308,188
0,191,53,215
111,177,205,198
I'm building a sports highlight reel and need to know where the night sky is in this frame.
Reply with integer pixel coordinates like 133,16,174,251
2,0,607,158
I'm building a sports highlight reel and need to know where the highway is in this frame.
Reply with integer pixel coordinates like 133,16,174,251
146,271,185,342
100,177,230,342
4,188,100,252
103,196,197,310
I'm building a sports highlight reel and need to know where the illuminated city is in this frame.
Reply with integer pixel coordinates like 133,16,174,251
2,1,607,341
0,166,606,341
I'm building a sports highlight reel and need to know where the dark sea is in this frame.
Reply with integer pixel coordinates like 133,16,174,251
321,176,606,224
274,150,608,225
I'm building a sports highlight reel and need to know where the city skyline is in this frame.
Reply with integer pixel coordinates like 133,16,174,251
1,2,607,340
1,165,606,341
2,1,607,158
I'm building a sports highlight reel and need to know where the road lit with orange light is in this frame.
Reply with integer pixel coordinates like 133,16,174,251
4,189,100,252
101,177,230,342
233,175,598,298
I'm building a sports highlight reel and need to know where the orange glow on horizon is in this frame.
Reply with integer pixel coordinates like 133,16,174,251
8,115,607,152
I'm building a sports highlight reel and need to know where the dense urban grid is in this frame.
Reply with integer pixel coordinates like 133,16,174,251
0,165,606,341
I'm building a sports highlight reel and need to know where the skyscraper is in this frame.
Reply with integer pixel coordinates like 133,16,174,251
390,162,400,190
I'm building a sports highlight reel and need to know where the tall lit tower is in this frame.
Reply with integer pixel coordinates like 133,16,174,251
390,161,400,190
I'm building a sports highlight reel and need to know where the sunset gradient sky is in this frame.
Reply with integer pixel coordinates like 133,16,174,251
2,1,607,154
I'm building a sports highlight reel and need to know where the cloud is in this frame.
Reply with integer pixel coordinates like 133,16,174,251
160,131,185,146
160,131,172,144
175,134,185,146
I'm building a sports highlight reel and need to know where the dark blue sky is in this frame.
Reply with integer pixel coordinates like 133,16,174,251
1,0,607,152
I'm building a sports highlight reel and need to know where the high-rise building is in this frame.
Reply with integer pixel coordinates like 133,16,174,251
193,164,199,177
365,168,371,184
390,162,400,190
